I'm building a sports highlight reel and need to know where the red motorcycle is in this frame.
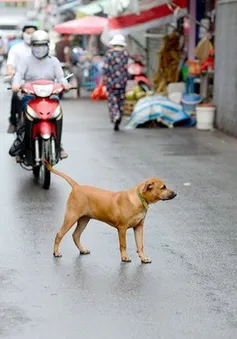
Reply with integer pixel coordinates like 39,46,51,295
15,79,73,189
127,55,151,91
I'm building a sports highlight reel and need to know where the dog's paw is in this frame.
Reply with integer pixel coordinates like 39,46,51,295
141,257,152,264
80,250,91,255
122,257,132,263
53,252,62,258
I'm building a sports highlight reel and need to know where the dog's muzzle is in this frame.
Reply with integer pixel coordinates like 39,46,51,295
162,192,177,201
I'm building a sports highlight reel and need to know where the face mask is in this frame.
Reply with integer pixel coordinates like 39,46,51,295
32,45,49,59
23,32,32,45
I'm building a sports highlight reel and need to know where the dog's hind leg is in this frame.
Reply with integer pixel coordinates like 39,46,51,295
53,195,79,257
72,216,91,255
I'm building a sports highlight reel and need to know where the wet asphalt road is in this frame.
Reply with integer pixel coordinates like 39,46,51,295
0,79,237,339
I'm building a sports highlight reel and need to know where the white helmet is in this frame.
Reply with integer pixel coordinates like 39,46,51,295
31,30,50,59
31,30,49,46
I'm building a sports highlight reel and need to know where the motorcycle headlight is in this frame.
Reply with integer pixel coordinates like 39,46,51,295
26,105,39,120
51,106,62,120
32,84,53,97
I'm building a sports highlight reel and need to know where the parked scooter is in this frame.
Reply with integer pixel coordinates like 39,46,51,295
127,55,151,92
9,76,75,189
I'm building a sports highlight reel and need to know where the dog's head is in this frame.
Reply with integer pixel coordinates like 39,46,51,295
139,178,177,204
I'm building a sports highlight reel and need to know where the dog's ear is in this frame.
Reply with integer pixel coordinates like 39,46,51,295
142,180,155,193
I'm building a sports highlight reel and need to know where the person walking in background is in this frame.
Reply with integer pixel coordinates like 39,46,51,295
55,34,71,66
100,34,129,131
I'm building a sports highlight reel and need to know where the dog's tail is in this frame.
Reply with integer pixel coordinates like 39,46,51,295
44,160,77,188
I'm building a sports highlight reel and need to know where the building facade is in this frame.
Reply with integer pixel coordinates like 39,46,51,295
214,0,237,137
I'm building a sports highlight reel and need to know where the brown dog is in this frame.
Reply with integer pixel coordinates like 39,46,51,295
45,162,176,263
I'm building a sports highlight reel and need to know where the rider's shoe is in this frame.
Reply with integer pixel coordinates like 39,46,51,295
9,139,23,156
9,130,25,157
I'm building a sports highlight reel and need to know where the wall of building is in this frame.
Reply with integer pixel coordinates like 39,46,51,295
214,0,237,137
146,26,166,81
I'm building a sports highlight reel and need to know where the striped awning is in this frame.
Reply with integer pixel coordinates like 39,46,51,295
106,0,188,35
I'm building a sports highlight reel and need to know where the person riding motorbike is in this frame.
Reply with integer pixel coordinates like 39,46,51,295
6,23,38,133
9,30,71,160
8,31,23,52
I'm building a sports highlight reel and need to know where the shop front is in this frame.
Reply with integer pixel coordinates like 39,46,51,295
91,0,219,130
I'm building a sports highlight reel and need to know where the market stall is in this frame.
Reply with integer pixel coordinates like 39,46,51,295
98,0,194,128
54,16,108,94
105,0,217,130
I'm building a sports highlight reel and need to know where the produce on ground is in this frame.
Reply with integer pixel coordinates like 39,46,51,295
124,86,154,116
125,86,153,101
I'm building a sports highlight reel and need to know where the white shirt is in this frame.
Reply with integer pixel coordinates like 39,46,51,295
6,41,31,71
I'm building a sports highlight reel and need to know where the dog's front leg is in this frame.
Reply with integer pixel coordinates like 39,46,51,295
134,222,152,264
118,228,131,263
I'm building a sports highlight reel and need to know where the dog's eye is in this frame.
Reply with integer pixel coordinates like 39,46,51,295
161,186,166,190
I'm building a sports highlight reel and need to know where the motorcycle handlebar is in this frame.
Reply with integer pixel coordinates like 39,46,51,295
7,86,78,92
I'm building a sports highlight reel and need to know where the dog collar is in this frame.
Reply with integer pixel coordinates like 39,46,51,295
136,189,149,211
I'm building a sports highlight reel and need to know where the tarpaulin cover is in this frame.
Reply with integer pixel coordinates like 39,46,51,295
125,95,195,129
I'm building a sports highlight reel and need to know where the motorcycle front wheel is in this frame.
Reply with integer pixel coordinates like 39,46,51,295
33,166,40,179
40,139,51,189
